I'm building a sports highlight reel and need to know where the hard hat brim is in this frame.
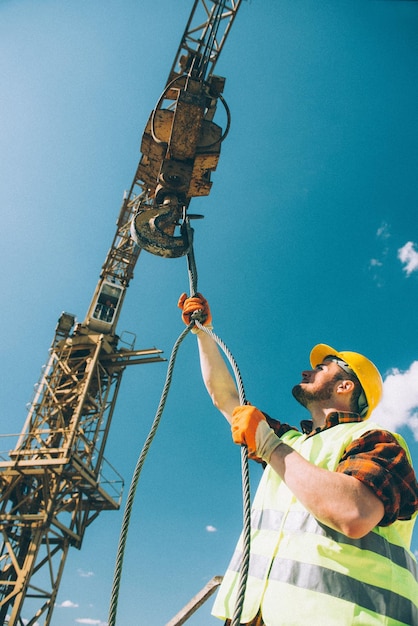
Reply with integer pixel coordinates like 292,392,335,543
310,344,344,369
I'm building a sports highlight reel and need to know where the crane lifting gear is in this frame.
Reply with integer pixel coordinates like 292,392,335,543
130,0,240,258
108,228,252,626
130,70,229,257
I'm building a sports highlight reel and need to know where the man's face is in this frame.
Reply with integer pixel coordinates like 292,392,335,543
292,360,343,408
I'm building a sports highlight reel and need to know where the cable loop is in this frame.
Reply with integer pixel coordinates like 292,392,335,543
108,240,251,626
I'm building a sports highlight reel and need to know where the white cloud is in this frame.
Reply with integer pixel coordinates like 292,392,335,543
75,620,107,626
369,222,391,285
376,222,391,239
373,361,418,440
205,525,217,532
398,241,418,276
57,599,78,608
77,568,94,578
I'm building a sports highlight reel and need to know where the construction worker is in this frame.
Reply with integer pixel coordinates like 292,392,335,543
178,293,418,626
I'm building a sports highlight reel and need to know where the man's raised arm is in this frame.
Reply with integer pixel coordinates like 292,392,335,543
178,293,239,422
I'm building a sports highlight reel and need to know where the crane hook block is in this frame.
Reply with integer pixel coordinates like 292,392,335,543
131,199,190,258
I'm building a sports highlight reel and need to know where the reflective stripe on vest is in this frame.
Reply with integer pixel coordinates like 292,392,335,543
226,511,418,625
212,421,418,626
247,509,418,575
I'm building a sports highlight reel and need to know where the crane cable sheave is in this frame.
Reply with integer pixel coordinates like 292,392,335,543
131,0,240,258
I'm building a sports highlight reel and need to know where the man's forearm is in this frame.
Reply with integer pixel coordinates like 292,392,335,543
196,331,240,422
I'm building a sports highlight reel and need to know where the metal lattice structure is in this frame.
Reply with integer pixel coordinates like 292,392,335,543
0,315,164,625
0,1,242,623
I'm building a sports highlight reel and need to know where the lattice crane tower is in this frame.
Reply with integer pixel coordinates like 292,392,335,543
0,1,242,624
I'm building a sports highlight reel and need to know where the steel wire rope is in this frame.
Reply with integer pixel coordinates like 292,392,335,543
196,0,227,80
107,320,251,626
108,226,251,625
187,222,251,626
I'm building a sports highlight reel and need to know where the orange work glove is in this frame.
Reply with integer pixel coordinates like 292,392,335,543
231,405,282,463
177,292,212,331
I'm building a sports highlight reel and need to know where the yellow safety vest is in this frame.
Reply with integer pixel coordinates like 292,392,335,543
212,421,418,626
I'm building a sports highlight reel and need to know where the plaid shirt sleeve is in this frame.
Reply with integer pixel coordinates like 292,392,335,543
336,429,418,526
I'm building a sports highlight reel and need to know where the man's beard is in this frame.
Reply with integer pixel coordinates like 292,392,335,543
292,378,337,408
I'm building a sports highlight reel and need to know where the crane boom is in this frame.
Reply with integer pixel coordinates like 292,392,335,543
168,0,242,82
0,1,242,624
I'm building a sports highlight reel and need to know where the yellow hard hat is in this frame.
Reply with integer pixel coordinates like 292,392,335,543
310,343,383,419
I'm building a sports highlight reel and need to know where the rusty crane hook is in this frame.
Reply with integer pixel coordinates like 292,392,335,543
130,194,203,258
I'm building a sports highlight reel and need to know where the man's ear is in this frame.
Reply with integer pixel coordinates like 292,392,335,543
335,379,355,395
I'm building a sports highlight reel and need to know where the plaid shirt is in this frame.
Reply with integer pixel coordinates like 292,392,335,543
266,411,418,526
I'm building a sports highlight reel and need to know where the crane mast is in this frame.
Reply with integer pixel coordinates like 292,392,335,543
0,1,242,624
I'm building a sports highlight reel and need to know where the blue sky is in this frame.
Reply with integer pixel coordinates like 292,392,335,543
1,1,418,624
